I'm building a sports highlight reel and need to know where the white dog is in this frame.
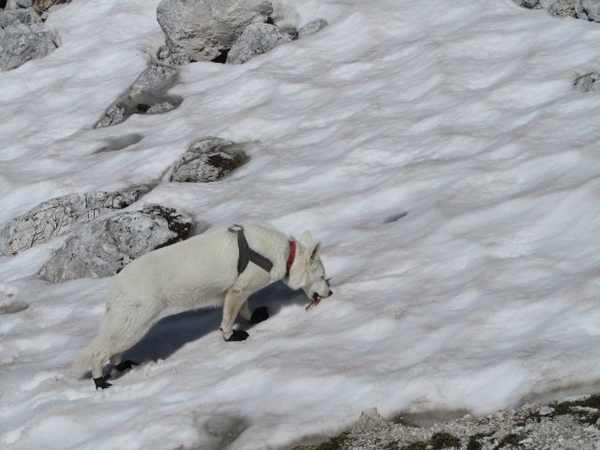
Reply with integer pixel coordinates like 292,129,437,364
74,223,332,389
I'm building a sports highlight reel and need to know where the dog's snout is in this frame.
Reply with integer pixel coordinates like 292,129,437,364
328,289,333,297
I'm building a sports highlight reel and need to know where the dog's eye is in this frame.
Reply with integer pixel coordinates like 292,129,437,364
325,277,332,286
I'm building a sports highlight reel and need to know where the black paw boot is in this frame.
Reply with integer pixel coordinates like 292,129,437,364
94,376,112,390
250,306,269,324
115,360,138,373
225,329,249,341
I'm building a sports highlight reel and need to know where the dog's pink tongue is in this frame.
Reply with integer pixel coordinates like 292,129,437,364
305,296,322,312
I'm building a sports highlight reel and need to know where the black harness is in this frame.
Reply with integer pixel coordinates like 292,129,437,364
229,224,273,275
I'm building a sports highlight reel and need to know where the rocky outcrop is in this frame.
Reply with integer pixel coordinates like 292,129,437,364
39,205,194,283
95,63,182,128
297,395,600,450
170,137,249,183
156,0,273,64
0,187,148,256
514,0,600,21
577,0,600,21
0,8,58,71
154,1,328,65
226,22,292,65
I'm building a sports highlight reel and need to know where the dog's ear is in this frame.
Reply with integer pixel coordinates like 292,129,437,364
310,243,321,261
300,230,313,247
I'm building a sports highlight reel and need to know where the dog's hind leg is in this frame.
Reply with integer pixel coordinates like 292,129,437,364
220,287,250,341
88,299,160,389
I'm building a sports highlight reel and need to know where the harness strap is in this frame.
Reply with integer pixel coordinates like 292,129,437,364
229,225,273,275
286,240,296,277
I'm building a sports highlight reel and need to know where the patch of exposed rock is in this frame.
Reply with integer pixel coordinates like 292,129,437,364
513,0,600,21
156,0,327,65
293,394,600,450
0,187,149,256
577,0,600,21
0,7,58,71
170,137,249,183
226,22,293,64
39,205,194,283
156,0,273,64
575,71,600,91
297,19,328,38
95,63,182,128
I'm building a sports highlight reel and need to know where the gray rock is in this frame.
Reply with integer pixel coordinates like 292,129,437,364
574,71,600,91
39,205,194,283
170,137,249,183
128,63,178,97
95,63,182,128
547,0,576,16
95,104,127,128
3,1,20,10
0,9,37,27
576,0,600,21
513,0,544,9
32,0,71,15
226,22,292,64
298,19,328,38
0,8,58,71
514,0,600,20
156,0,273,63
353,408,390,433
0,187,148,256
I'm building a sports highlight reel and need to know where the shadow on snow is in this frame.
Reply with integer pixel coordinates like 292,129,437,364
122,281,307,365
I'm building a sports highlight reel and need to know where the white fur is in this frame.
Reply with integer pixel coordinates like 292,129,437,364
73,224,331,380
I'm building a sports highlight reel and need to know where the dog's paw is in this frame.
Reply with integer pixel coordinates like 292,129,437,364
115,360,138,373
225,329,249,342
250,306,269,324
94,376,112,390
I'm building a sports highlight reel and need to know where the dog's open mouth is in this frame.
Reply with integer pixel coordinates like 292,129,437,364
305,293,322,312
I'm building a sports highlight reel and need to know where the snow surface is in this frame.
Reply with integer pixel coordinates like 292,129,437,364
2,0,600,448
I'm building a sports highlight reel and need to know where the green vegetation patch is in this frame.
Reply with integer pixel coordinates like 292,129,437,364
316,431,350,450
553,394,600,424
403,442,429,450
466,435,483,450
494,433,525,449
431,432,461,449
401,432,461,450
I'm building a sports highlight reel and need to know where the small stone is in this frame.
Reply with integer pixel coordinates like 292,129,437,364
574,72,600,92
170,137,248,183
539,406,554,416
226,22,292,64
298,19,328,37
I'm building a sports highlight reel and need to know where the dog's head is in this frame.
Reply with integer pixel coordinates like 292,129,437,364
286,231,333,306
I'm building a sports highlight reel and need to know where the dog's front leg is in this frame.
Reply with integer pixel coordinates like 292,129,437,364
220,286,249,341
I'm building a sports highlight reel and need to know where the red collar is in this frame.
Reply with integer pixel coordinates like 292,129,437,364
286,240,296,277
